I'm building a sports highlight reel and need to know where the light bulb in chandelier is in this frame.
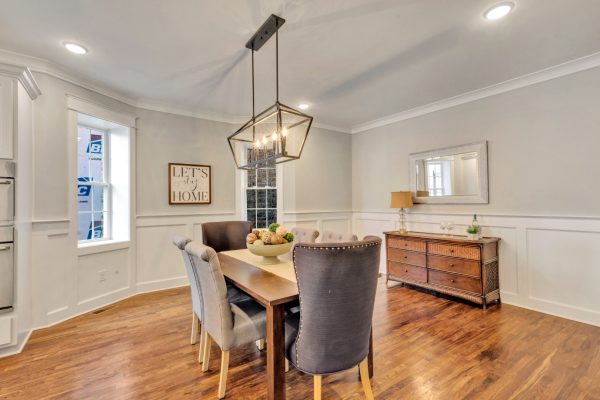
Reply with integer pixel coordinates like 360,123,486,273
281,127,289,137
272,132,278,141
254,140,261,149
262,136,268,145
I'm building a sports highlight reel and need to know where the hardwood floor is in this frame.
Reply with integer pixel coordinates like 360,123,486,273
1,279,600,399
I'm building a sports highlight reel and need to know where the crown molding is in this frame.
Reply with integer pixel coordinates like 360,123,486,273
4,47,600,135
351,51,600,134
0,59,41,100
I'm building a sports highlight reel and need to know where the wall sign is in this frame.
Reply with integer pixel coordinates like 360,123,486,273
168,163,211,204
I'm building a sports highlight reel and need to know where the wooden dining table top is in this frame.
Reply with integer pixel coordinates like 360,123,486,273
218,252,299,306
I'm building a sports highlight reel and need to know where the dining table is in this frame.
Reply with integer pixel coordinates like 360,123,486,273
218,249,373,400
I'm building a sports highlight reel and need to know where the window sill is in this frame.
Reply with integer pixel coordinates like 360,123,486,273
78,240,131,256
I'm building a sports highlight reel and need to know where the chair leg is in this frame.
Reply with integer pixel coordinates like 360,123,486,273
201,334,211,372
191,312,199,344
256,339,265,350
218,350,230,399
198,329,206,364
314,375,322,400
359,358,374,400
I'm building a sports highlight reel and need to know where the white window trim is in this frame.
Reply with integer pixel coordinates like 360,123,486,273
67,95,135,254
77,125,112,244
238,164,283,227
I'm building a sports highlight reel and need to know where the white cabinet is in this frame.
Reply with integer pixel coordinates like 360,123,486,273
0,76,14,160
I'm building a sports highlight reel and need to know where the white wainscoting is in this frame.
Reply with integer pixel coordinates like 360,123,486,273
30,220,137,329
352,211,600,327
135,211,239,293
281,210,353,241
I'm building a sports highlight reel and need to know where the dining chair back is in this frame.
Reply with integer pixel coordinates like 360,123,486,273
185,241,267,398
320,230,358,243
291,227,319,243
172,236,202,345
287,236,381,399
201,221,253,253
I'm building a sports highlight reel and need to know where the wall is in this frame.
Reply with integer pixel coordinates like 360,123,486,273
136,117,354,292
30,73,137,331
352,66,600,326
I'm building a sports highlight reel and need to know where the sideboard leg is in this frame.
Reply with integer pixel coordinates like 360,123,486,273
482,302,487,310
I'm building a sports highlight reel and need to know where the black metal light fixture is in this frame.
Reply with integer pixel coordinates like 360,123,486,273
228,14,313,170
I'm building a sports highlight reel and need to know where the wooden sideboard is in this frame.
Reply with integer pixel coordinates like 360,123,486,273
384,231,500,308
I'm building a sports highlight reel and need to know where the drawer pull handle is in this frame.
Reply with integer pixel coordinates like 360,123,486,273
449,264,454,267
451,279,456,283
0,246,11,251
0,180,12,185
404,256,408,259
405,269,408,272
450,249,454,253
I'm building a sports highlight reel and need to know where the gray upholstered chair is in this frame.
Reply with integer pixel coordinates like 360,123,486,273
285,236,381,400
201,221,253,252
320,230,358,243
290,227,319,243
185,241,267,399
172,236,250,366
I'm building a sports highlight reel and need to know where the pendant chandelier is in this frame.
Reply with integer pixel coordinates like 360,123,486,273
228,14,313,170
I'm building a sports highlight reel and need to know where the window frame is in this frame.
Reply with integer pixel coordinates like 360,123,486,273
77,124,112,244
244,164,279,229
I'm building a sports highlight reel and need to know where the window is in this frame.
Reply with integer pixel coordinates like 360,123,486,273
425,160,452,196
245,150,278,228
77,126,110,242
426,162,444,196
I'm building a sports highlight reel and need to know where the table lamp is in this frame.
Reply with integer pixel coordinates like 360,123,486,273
390,191,413,234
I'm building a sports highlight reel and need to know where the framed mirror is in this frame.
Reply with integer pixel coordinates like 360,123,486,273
409,141,489,204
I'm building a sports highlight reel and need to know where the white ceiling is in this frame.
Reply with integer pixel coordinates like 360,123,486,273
1,0,600,131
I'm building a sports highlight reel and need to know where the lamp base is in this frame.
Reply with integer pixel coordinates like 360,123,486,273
399,227,408,234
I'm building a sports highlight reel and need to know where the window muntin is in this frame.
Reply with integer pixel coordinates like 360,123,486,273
245,150,278,229
77,126,110,242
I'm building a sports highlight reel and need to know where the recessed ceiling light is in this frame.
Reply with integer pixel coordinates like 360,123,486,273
298,103,310,110
484,2,514,20
63,42,88,55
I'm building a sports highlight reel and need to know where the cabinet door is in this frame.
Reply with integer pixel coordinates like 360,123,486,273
0,76,14,160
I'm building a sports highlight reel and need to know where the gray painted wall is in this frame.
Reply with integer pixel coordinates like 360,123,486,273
32,73,352,219
352,66,600,217
32,73,136,220
282,127,352,213
136,108,237,216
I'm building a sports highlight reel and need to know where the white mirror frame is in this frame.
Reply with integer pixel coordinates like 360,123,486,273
409,141,489,204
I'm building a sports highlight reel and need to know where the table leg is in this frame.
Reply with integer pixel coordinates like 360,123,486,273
267,304,286,400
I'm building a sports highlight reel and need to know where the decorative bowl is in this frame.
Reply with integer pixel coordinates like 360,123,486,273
247,242,293,264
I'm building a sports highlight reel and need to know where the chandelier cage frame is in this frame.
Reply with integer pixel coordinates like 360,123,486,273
227,14,313,170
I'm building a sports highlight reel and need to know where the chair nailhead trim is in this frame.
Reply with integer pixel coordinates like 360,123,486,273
291,239,380,370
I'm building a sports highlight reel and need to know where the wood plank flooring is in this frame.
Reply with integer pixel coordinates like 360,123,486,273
1,279,600,399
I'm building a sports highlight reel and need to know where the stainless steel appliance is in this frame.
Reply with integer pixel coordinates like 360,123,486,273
0,161,14,312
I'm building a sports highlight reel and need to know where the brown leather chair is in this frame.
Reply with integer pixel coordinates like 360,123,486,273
201,221,253,253
285,236,381,400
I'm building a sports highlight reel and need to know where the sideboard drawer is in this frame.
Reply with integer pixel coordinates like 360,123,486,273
388,248,426,267
428,243,481,260
427,254,481,277
388,238,426,253
388,261,427,283
428,270,482,294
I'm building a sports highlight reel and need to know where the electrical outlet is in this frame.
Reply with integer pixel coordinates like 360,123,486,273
99,270,107,282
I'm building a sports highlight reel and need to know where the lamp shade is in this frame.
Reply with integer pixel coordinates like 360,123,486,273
390,191,413,209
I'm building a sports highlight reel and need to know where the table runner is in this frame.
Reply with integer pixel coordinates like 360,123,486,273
220,249,297,283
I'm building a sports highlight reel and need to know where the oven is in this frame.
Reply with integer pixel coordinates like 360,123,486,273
0,161,14,312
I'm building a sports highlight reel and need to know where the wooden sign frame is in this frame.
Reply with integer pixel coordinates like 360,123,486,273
168,163,211,205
